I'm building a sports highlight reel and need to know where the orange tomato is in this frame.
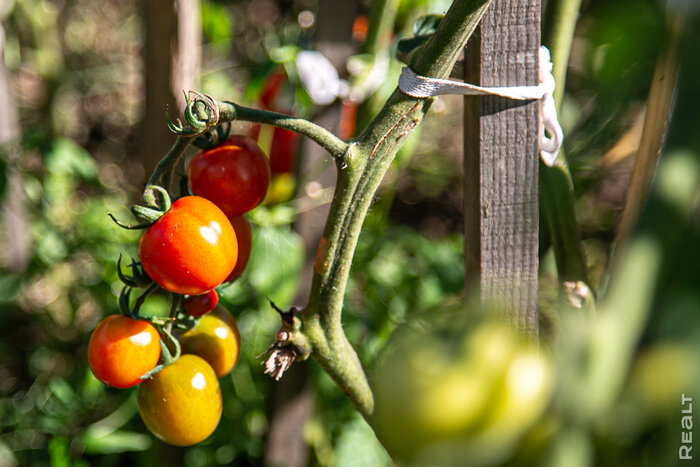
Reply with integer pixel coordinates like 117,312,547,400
138,196,238,295
88,315,161,388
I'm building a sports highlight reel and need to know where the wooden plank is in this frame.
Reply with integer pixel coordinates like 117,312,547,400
463,0,541,336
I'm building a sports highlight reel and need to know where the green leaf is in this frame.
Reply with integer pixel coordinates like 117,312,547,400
45,138,97,181
269,45,299,64
0,275,20,303
47,378,78,412
0,439,17,467
201,0,234,44
81,430,151,454
412,14,443,36
48,437,71,467
246,225,304,307
333,413,391,467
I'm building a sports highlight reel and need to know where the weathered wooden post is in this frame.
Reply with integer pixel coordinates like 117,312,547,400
464,0,541,337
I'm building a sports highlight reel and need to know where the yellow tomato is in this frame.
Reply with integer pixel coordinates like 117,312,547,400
137,355,222,446
179,306,241,377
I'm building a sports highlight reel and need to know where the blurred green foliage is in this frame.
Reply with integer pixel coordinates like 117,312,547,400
0,0,699,466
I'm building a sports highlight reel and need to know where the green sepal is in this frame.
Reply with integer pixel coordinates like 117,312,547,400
130,205,164,224
108,213,152,230
117,255,153,288
118,283,159,319
129,185,171,224
141,185,171,212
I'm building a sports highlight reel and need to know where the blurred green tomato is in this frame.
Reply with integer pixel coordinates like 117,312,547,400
371,306,552,466
628,342,699,415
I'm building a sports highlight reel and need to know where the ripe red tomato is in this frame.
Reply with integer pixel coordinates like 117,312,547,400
188,135,271,218
250,125,299,175
179,306,241,378
226,215,252,281
137,354,222,446
184,289,219,317
139,196,238,295
88,315,161,388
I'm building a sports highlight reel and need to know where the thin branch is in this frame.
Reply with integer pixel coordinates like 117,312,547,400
217,102,349,160
147,135,196,187
546,0,583,110
614,14,683,251
180,94,350,161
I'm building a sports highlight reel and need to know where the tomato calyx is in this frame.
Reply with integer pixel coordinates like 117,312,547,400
109,185,173,230
130,185,172,224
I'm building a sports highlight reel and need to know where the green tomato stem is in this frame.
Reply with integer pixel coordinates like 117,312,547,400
147,135,196,187
214,102,350,162
540,0,590,288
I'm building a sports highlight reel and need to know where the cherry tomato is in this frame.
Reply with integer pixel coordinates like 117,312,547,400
188,135,271,218
226,215,252,282
137,354,222,446
184,289,219,317
138,196,238,295
179,306,241,378
88,315,161,388
250,124,299,175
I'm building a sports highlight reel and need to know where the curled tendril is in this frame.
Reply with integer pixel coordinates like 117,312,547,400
166,105,199,136
184,91,220,133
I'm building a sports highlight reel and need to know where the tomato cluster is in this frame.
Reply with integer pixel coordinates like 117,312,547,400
89,134,270,446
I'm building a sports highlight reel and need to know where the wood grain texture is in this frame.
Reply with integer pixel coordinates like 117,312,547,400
464,0,541,336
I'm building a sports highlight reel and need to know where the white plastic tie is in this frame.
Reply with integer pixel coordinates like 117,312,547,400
398,46,562,166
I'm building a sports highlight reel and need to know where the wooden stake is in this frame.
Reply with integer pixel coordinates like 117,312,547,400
464,0,541,337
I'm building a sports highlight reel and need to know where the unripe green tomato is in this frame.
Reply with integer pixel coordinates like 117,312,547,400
371,308,553,465
628,343,699,415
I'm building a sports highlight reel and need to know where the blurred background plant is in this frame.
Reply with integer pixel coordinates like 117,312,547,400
0,0,698,466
